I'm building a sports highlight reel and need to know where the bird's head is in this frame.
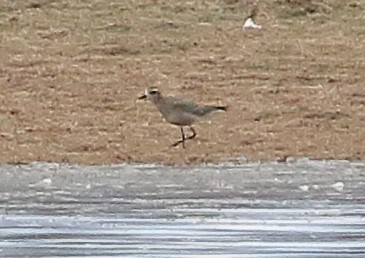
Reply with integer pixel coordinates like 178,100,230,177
138,87,161,102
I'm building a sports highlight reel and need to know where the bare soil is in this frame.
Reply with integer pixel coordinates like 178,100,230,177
0,0,364,165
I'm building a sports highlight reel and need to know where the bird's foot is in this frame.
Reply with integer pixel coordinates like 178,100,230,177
171,140,185,148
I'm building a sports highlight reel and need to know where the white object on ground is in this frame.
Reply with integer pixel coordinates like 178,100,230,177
31,178,52,188
331,182,344,192
299,185,309,192
243,17,262,29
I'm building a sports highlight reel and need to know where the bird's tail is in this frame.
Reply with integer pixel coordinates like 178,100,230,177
216,106,227,112
196,105,227,117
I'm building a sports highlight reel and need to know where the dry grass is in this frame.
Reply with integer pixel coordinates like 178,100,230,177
0,0,364,165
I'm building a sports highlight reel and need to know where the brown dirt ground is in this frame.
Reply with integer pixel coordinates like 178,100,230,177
0,0,364,165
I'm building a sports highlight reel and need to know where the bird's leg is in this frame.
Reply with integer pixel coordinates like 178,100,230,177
171,126,196,148
171,127,186,148
180,127,186,148
187,126,196,140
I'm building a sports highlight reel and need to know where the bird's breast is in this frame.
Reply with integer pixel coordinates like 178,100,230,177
163,111,196,126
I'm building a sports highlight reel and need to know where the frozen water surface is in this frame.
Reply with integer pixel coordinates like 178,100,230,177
0,159,364,257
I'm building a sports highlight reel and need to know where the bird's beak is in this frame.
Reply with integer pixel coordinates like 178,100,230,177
138,89,149,100
138,94,147,100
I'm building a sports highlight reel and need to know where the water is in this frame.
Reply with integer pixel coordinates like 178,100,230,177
0,159,364,257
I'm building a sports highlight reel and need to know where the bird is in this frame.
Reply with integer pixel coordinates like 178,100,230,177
243,3,262,30
138,87,227,148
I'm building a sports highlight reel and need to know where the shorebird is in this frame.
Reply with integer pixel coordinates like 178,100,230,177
243,3,262,29
138,87,227,148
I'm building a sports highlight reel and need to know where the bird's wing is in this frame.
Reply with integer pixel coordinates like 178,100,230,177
167,96,216,116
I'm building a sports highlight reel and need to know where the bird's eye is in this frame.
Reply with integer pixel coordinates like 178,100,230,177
149,90,158,95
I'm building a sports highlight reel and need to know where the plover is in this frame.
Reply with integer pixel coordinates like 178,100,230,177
138,87,227,148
